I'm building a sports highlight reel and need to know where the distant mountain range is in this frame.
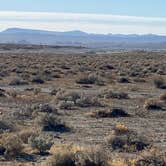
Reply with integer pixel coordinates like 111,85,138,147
1,28,166,50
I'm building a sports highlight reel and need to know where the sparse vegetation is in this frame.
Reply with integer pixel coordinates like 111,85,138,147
0,47,165,165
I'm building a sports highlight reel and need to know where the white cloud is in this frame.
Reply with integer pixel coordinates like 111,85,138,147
0,11,166,34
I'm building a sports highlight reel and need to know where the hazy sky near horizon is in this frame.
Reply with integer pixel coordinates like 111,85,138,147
0,0,166,34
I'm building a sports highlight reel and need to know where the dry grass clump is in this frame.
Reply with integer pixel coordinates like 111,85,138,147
19,129,38,144
107,158,136,166
0,134,24,159
46,153,75,166
113,124,129,135
144,99,164,111
46,144,107,166
135,148,166,166
106,124,150,152
90,108,129,118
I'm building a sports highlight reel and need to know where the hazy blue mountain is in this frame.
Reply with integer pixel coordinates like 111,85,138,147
1,28,166,50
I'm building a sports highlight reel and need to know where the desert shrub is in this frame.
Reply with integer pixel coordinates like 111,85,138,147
57,91,81,104
99,90,129,100
9,78,28,86
76,75,96,84
99,64,114,70
31,76,44,84
34,103,57,113
94,79,105,86
47,144,107,166
50,88,59,96
133,78,146,83
0,145,6,155
117,77,130,83
75,146,107,166
6,89,17,98
160,93,166,102
76,75,104,86
33,88,41,95
59,101,75,110
136,150,166,166
153,76,166,89
47,144,78,166
0,88,6,97
0,119,14,133
0,134,24,159
144,99,163,110
37,113,69,132
14,103,57,120
32,103,58,114
47,152,75,166
107,158,136,166
76,96,103,108
90,108,129,118
106,124,150,152
113,124,129,135
28,135,53,154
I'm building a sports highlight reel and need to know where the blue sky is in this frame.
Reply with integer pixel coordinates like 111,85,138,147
0,0,166,34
